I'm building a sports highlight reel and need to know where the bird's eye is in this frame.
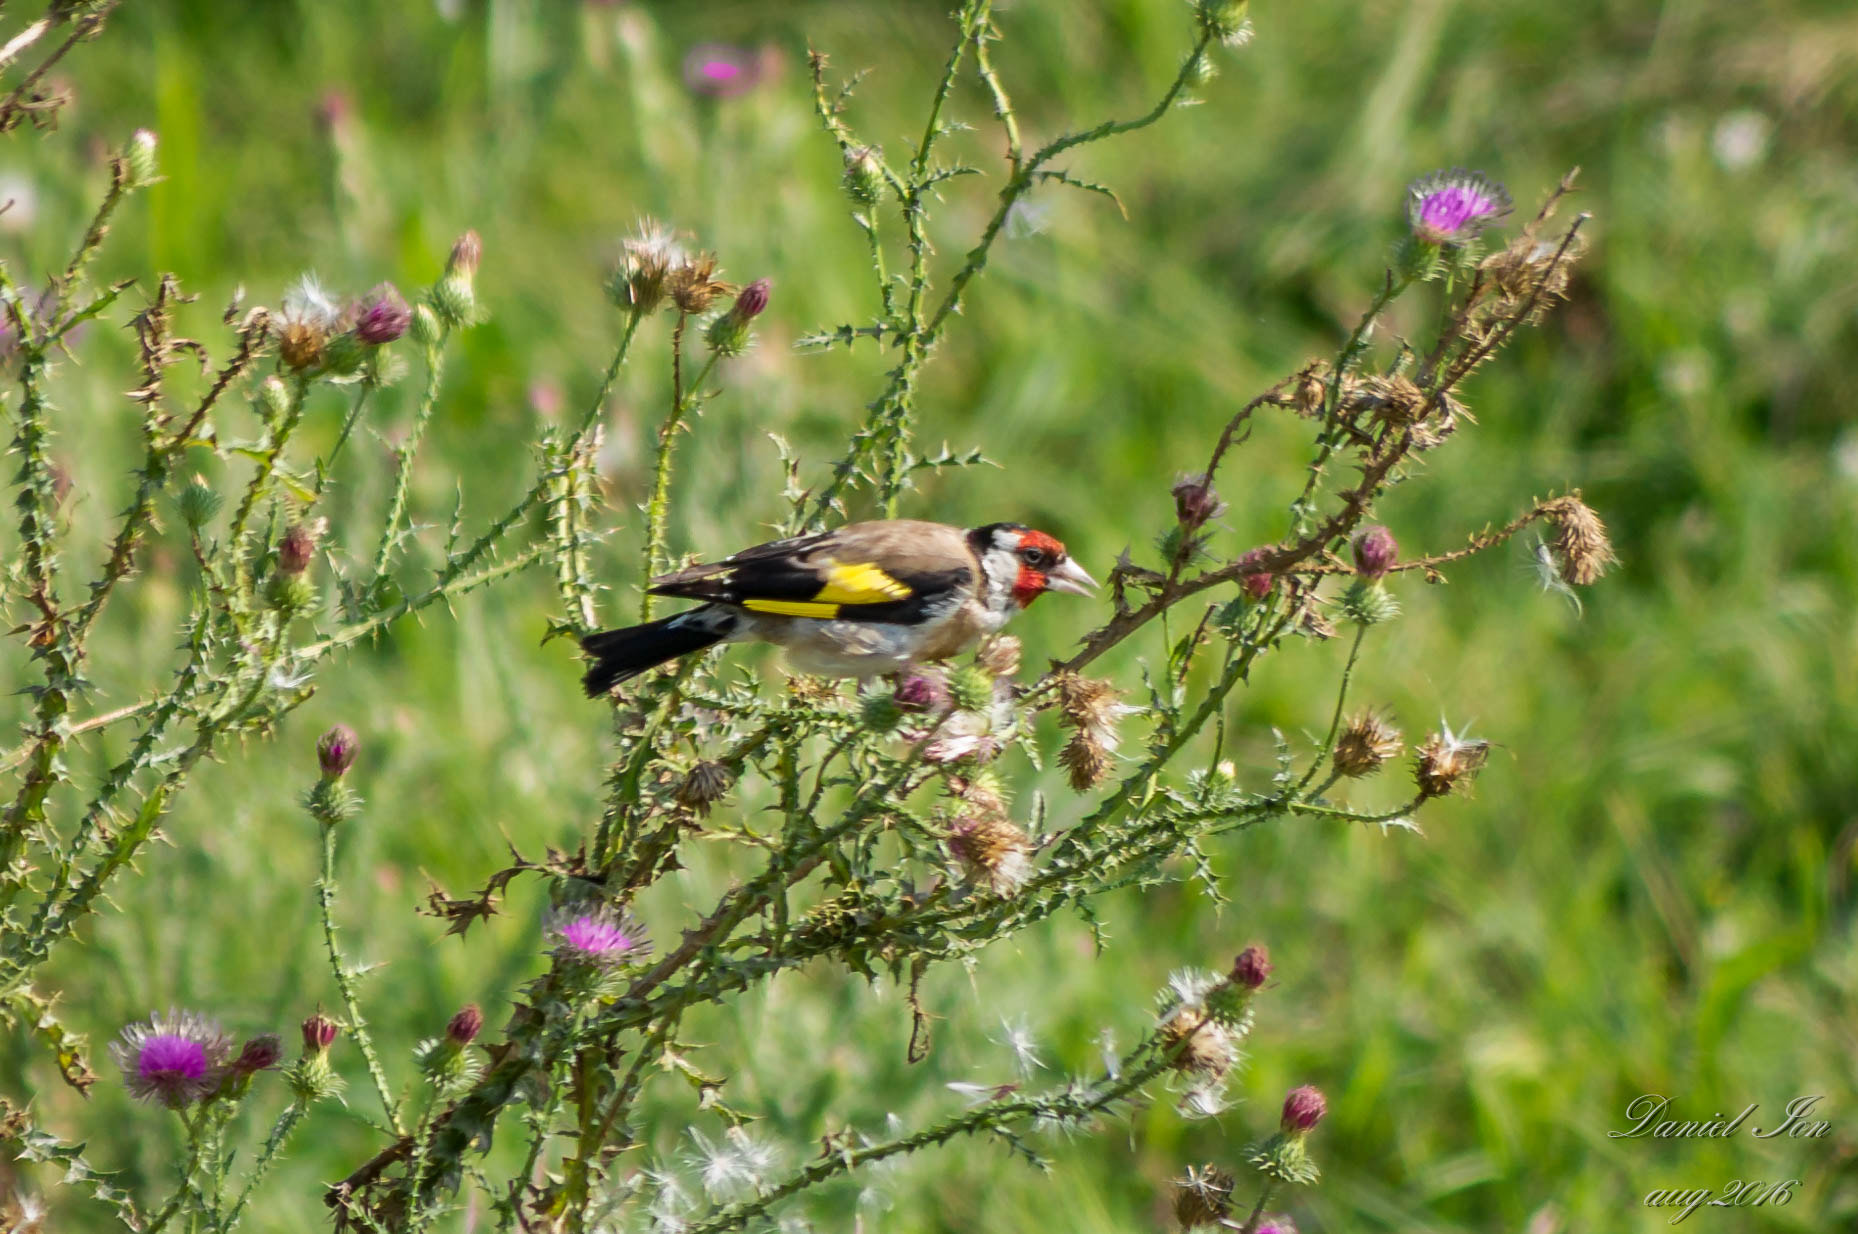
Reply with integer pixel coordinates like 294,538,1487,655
1020,547,1050,569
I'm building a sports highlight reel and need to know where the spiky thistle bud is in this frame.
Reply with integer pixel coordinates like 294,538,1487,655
1351,525,1398,580
124,129,159,187
1540,494,1616,585
1171,474,1226,530
977,635,1022,679
1193,0,1252,46
1247,1085,1327,1188
1338,578,1399,626
430,230,482,329
178,475,221,531
1332,709,1403,778
409,302,443,348
842,145,885,205
1172,1165,1236,1229
947,664,997,714
947,812,1033,897
1414,724,1489,798
705,278,771,357
860,691,904,733
289,1013,344,1103
675,761,732,816
260,375,293,420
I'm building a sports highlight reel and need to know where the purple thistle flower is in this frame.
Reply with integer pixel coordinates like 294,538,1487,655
1406,168,1511,245
682,44,759,98
1280,1084,1328,1133
1230,943,1272,990
110,1009,233,1108
354,283,411,345
547,903,651,967
892,670,948,713
1351,525,1399,580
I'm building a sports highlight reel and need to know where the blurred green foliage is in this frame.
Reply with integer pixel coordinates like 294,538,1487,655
3,0,1857,1230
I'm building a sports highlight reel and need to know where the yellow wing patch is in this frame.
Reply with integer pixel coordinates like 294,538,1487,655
743,598,843,618
813,562,912,606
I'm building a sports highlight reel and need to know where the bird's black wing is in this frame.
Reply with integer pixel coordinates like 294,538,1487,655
648,530,970,623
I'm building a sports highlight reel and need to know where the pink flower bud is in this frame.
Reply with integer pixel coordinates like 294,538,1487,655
1352,525,1398,580
301,1012,340,1055
1280,1084,1327,1133
316,725,358,778
355,283,411,344
1230,944,1272,990
446,1004,483,1047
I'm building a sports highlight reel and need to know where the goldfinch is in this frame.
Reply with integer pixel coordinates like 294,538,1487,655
580,520,1095,695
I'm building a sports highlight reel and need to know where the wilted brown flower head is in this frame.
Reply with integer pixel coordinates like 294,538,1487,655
1358,374,1428,429
676,760,733,816
1540,494,1616,585
976,635,1022,679
1414,721,1490,798
1172,1164,1236,1229
668,252,735,315
947,811,1033,897
1293,363,1328,418
1159,1007,1234,1078
1056,672,1131,752
1059,731,1111,791
618,218,685,315
1332,709,1403,778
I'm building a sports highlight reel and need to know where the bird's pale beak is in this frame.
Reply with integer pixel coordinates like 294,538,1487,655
1045,558,1098,597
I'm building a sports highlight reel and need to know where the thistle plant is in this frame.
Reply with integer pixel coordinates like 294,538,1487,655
0,2,1615,1230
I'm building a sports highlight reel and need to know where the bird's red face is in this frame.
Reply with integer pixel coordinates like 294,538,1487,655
971,523,1098,611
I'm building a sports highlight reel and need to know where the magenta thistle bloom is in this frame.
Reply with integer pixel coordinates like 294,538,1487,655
354,283,411,345
1230,943,1272,990
1281,1084,1328,1133
1351,525,1398,580
682,44,759,98
548,903,651,966
892,671,948,713
1406,169,1510,245
317,724,358,778
110,1009,233,1108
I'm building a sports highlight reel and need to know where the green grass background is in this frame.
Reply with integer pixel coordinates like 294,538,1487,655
4,0,1858,1230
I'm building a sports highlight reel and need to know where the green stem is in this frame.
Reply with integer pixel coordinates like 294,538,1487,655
371,334,448,581
1293,623,1367,795
319,820,405,1136
219,1101,309,1232
640,326,718,618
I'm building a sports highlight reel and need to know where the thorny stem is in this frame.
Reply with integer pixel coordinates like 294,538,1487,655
1294,622,1367,796
371,333,449,582
220,1100,310,1232
1237,1181,1278,1234
641,323,719,618
319,818,406,1136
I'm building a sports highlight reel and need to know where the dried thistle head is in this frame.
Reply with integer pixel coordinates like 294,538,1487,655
1171,1163,1236,1228
977,635,1022,679
615,218,686,315
1292,363,1328,418
947,811,1033,897
1359,374,1427,429
1414,721,1490,798
1059,730,1111,791
1158,1007,1234,1079
1332,709,1403,778
675,760,733,816
1540,493,1616,585
667,252,735,316
1056,672,1132,751
277,274,340,370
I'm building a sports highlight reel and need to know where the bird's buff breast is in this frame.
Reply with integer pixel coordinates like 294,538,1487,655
741,602,999,677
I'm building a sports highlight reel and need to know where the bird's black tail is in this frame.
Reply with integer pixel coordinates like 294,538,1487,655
580,608,736,696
